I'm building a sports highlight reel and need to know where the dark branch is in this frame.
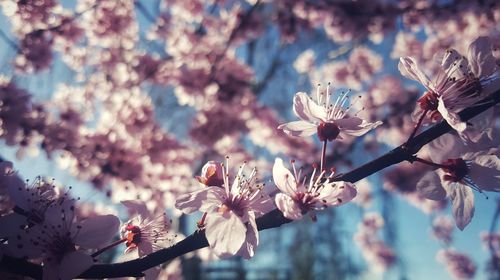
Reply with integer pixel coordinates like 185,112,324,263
2,89,499,279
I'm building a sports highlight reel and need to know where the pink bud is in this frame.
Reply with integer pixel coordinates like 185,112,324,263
196,161,224,187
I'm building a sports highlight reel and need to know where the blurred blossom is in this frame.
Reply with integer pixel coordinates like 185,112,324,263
391,32,423,59
480,231,500,257
431,215,454,245
354,212,396,272
436,248,476,280
294,49,316,74
352,178,373,208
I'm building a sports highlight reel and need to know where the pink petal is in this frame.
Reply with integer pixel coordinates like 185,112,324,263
42,260,59,280
467,36,496,77
175,188,210,214
278,120,317,137
202,187,226,212
59,251,93,280
293,92,327,122
247,194,274,217
398,57,434,92
237,212,259,259
205,211,246,258
121,200,150,218
275,193,303,220
272,158,297,196
74,215,120,248
416,172,447,200
449,184,474,230
437,98,466,133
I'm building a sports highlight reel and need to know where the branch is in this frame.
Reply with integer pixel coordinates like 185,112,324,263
2,89,499,279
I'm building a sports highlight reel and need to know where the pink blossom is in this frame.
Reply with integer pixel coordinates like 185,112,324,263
176,158,273,259
121,200,174,257
294,49,316,74
278,85,382,141
272,158,356,220
436,248,476,279
417,149,500,230
10,200,120,280
399,36,498,141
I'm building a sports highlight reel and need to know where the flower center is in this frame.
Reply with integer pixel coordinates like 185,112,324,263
317,122,340,141
125,225,142,248
418,91,439,111
441,158,468,182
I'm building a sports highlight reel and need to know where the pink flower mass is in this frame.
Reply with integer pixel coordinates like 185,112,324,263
0,1,498,279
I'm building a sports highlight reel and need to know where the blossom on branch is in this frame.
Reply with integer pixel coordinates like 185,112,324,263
278,85,382,141
175,158,273,259
272,158,356,220
417,149,500,230
399,36,499,141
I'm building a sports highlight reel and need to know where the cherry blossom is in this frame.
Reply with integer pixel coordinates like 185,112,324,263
436,248,476,279
121,200,174,257
431,215,454,244
399,36,498,141
272,158,356,220
10,200,120,280
417,149,500,230
176,158,273,259
278,85,382,141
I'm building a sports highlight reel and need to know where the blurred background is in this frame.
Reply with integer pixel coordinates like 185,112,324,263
0,0,499,279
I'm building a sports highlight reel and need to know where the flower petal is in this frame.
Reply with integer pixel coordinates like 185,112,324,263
74,214,120,248
468,154,500,192
437,97,466,133
449,184,474,230
278,120,317,138
138,240,153,257
121,200,150,218
316,181,357,206
205,211,246,258
336,117,382,137
293,92,327,122
59,251,93,280
272,158,297,196
275,193,303,220
0,213,27,238
441,49,469,81
416,172,447,200
467,36,496,77
398,57,434,92
175,188,210,214
237,212,258,259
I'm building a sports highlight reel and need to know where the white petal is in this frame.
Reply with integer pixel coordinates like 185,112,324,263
398,57,434,92
247,194,274,217
201,187,226,212
205,212,246,258
416,172,447,200
275,193,303,220
278,120,317,137
175,188,210,214
316,181,357,206
121,200,150,218
59,251,93,280
469,155,500,191
467,36,496,77
272,158,297,196
237,212,259,259
449,184,474,230
74,215,120,248
437,97,466,133
293,92,327,122
336,117,382,137
138,240,153,257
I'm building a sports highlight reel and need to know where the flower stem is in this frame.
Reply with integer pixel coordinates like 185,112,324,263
320,140,327,171
91,237,127,258
411,156,448,169
197,212,207,229
406,109,428,144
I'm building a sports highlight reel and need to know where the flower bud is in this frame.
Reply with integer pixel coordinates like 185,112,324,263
196,161,224,187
